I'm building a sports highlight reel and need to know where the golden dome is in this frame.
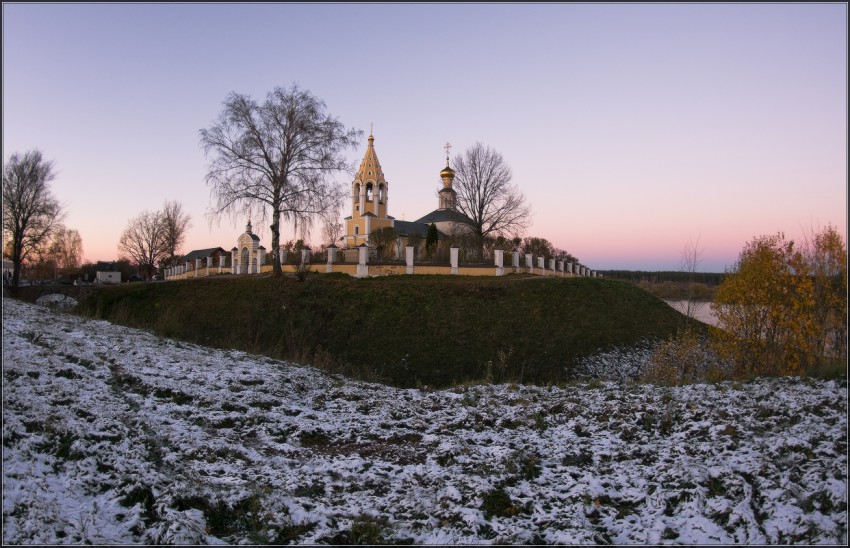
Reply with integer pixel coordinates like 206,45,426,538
440,163,455,178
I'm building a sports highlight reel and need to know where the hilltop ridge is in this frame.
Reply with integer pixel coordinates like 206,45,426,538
78,274,700,387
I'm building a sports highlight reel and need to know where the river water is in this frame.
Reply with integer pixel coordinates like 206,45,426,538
662,300,719,327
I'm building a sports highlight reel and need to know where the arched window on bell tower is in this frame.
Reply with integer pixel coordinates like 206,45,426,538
353,183,361,213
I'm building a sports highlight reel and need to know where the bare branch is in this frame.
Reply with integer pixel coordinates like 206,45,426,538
200,84,361,275
118,210,169,280
161,200,192,268
451,142,532,251
2,149,65,286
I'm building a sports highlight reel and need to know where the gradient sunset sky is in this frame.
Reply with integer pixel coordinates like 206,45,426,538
3,3,847,272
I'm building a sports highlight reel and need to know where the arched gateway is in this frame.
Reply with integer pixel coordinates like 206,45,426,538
231,220,264,274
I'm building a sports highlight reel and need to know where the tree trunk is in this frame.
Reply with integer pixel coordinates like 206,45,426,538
12,238,23,287
271,208,282,277
476,230,486,262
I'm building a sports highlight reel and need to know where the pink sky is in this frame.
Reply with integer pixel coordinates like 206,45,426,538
4,3,846,272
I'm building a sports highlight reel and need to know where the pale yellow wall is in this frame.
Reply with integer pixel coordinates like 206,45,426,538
165,260,587,281
256,264,330,275
344,216,393,247
345,218,364,246
367,264,406,276
457,266,500,276
331,264,358,276
409,265,453,275
167,268,233,281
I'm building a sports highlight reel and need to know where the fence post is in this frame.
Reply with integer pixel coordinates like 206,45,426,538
494,249,504,276
512,250,520,273
356,244,369,278
451,247,459,275
326,245,337,273
406,246,414,274
525,253,533,274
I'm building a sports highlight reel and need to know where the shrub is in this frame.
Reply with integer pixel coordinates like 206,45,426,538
712,227,847,378
642,328,716,385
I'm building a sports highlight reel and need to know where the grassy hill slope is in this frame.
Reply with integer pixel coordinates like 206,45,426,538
78,274,698,387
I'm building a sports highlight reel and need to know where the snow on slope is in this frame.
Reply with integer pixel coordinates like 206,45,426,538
3,297,847,544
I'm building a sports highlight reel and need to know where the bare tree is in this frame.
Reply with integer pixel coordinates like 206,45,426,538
199,84,360,276
47,226,84,273
161,200,192,268
118,210,168,280
321,212,343,246
678,235,705,321
2,150,65,287
520,236,556,260
452,142,531,252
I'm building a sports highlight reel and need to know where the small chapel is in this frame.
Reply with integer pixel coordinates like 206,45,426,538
343,133,475,255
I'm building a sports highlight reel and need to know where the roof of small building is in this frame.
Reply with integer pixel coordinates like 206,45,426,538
182,247,227,262
414,208,475,226
393,220,449,240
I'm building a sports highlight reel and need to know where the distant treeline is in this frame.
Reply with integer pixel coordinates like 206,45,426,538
600,270,726,286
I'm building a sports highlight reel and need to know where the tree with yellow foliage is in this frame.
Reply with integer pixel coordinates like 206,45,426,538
801,224,848,368
712,226,847,377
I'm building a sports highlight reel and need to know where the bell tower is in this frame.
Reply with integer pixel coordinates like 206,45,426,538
345,130,393,247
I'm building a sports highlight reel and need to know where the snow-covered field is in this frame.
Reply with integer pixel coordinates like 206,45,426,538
3,297,847,544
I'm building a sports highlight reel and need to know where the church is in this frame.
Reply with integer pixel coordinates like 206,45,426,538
165,131,596,279
343,133,475,255
168,133,480,280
